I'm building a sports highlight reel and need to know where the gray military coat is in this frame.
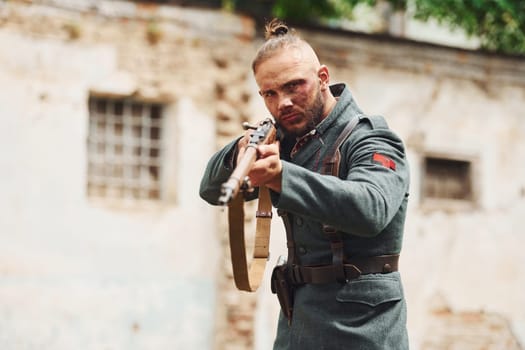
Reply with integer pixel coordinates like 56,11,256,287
200,84,410,350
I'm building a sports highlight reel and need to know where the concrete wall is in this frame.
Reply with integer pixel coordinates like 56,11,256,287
0,1,253,348
0,29,220,350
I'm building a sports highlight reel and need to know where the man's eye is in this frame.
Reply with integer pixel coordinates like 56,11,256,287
286,82,299,92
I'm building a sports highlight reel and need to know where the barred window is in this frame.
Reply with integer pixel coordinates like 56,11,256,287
87,96,163,201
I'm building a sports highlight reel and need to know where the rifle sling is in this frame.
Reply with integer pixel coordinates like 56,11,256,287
227,116,360,292
228,185,272,292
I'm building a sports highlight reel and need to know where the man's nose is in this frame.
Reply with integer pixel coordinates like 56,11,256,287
278,95,293,111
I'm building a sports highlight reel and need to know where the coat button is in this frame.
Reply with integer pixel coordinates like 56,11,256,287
295,217,303,226
298,246,307,255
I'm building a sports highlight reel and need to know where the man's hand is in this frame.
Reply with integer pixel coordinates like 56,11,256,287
234,121,282,193
248,142,282,193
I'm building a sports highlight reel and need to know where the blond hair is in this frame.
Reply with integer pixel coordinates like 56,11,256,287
252,19,302,73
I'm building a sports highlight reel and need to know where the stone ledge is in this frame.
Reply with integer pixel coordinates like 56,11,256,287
302,28,525,87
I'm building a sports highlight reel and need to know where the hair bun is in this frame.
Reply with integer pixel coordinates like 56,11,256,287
265,18,289,40
273,25,288,36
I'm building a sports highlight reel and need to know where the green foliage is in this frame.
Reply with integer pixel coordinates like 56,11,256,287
264,0,525,55
222,0,235,12
412,0,525,55
272,0,342,22
272,0,404,21
340,0,406,11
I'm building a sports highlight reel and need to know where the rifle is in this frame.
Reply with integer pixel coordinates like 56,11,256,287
218,117,277,292
218,117,277,206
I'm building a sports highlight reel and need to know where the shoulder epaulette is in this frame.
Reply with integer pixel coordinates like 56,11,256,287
359,115,389,130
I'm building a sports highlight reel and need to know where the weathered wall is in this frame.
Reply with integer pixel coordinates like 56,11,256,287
0,1,255,349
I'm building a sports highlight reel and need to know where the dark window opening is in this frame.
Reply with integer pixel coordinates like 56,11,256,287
423,157,473,201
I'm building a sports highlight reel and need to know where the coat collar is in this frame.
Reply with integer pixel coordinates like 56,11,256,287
286,84,363,165
315,83,362,136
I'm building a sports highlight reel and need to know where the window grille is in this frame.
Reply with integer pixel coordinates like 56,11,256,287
423,157,473,201
87,96,163,201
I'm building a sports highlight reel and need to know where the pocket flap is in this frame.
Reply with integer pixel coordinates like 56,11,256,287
336,275,403,307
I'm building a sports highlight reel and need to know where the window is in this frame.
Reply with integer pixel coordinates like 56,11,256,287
87,96,164,201
424,157,472,200
420,153,480,212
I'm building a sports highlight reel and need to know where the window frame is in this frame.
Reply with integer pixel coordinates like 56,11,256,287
419,152,480,212
86,94,172,206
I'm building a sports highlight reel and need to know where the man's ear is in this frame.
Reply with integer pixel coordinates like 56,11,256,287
318,65,330,90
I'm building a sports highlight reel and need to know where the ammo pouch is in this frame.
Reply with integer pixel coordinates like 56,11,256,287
270,262,294,323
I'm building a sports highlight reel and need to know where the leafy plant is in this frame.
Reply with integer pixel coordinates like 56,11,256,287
411,0,525,54
234,0,525,55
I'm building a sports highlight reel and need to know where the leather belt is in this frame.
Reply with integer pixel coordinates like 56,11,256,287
289,254,399,285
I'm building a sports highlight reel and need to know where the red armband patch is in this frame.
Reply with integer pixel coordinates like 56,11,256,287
373,153,396,171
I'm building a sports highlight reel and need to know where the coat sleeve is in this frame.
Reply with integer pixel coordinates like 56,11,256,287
199,138,239,206
271,123,410,237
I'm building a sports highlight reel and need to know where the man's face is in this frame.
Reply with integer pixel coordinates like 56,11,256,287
255,48,324,138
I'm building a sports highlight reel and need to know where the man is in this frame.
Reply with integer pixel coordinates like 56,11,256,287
200,19,410,349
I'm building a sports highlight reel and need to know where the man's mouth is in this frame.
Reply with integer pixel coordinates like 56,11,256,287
281,113,300,123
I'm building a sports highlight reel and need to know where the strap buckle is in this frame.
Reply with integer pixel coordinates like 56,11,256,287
256,210,272,218
344,264,362,280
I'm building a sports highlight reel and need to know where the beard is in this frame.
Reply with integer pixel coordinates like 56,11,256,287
280,88,325,138
303,88,325,135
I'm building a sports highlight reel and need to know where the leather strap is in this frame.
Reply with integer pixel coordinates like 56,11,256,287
289,255,399,285
228,185,272,292
320,115,361,282
277,209,299,266
321,115,360,175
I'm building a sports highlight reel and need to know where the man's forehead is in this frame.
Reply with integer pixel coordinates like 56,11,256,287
256,49,314,84
256,65,304,90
